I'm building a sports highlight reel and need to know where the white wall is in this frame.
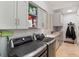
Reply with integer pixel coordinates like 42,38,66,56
9,29,42,39
63,13,79,44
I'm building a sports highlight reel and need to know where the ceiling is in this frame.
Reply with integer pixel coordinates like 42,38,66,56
47,1,79,10
46,1,79,14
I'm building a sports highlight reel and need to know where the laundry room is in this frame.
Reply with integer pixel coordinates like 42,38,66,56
0,1,79,57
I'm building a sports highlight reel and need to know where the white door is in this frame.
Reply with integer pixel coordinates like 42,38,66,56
17,1,29,29
0,1,16,29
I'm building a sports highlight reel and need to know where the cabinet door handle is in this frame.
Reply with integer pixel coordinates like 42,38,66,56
15,18,17,25
15,18,20,25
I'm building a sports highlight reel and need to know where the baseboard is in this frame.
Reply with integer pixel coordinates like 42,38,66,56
64,41,74,44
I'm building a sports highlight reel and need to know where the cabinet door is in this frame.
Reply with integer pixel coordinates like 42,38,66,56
0,1,16,29
37,8,44,29
77,8,79,16
56,37,59,50
47,14,53,32
53,12,62,26
50,14,53,31
38,8,48,29
43,10,48,29
17,1,29,29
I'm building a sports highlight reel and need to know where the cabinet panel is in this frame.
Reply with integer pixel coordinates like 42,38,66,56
56,36,59,50
50,15,53,31
37,8,44,29
47,14,53,32
17,1,29,29
0,2,16,29
53,12,62,26
55,32,63,51
38,8,48,29
43,11,48,29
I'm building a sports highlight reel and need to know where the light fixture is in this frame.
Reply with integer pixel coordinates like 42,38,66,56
67,10,72,13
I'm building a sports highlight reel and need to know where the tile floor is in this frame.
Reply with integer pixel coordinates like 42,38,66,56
56,42,79,57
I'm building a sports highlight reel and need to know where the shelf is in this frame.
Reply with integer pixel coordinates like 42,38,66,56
28,27,37,29
29,14,37,17
28,2,38,29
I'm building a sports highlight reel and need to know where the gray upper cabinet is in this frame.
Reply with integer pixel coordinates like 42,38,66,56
37,8,44,29
38,8,48,29
0,1,16,29
47,14,53,32
0,1,29,29
53,12,62,26
0,1,49,30
17,1,29,29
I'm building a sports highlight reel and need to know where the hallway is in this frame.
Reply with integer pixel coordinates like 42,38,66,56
56,42,79,57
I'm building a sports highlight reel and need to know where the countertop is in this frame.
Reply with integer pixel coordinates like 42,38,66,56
46,31,62,38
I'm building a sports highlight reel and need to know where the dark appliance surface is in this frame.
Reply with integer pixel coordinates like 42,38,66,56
34,34,56,57
34,33,45,40
8,36,47,57
12,36,33,47
42,37,56,57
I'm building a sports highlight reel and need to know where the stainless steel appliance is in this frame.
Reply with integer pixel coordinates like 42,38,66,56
8,36,47,57
42,37,56,57
34,34,56,57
